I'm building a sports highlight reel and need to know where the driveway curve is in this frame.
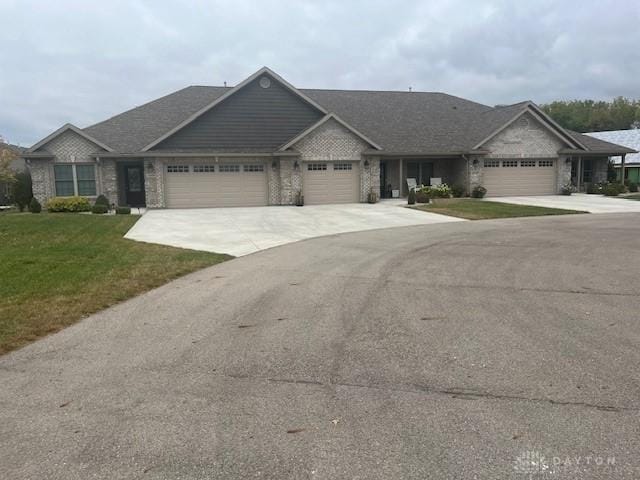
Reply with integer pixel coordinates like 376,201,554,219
2,213,639,479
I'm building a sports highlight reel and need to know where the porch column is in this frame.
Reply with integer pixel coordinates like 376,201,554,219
620,154,626,183
577,156,582,191
398,158,403,196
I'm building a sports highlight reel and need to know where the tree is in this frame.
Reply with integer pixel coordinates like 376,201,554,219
0,143,18,184
541,98,640,132
11,171,32,212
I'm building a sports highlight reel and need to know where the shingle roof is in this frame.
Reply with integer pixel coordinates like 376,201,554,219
79,82,632,156
584,129,640,164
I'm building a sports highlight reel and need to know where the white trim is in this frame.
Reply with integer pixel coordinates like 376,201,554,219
28,123,114,153
141,66,329,152
278,113,382,151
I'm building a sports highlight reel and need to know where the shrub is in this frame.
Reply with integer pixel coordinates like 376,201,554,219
116,206,131,215
586,182,603,194
91,204,108,214
11,171,32,212
560,183,573,196
451,184,465,198
46,196,91,212
94,194,110,207
471,185,487,198
603,183,622,197
424,184,451,198
629,182,639,193
408,189,416,205
29,197,41,213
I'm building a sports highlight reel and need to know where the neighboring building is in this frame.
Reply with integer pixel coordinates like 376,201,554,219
0,142,27,205
23,67,635,209
585,129,640,183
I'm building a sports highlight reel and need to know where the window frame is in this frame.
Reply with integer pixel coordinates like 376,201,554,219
538,159,554,168
167,165,190,173
307,163,328,171
243,164,264,172
333,163,353,171
54,163,96,197
219,164,241,173
502,160,519,168
193,164,216,173
483,159,500,168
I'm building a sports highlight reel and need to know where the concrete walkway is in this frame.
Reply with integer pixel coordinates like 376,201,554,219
125,201,463,256
488,193,640,213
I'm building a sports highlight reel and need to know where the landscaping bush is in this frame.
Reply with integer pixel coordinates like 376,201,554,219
560,183,573,196
94,194,110,207
46,196,91,212
471,185,487,198
28,197,41,213
629,182,639,193
115,206,131,215
91,204,108,214
603,183,622,197
11,171,32,212
408,189,416,205
586,182,603,194
451,184,465,198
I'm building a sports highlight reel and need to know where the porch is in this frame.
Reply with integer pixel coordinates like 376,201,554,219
378,157,467,198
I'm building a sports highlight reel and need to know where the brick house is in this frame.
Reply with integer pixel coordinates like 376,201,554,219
23,67,634,208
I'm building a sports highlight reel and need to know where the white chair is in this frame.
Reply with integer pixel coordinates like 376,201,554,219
430,177,442,187
406,178,418,192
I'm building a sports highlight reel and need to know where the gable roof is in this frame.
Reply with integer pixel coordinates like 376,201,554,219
27,123,114,153
279,113,382,151
141,67,327,152
584,129,640,164
29,67,634,157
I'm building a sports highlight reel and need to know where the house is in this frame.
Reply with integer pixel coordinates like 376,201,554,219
585,129,640,184
0,142,27,205
22,67,635,209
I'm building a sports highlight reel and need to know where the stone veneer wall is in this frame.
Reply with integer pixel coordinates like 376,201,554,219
556,156,572,191
144,158,165,208
29,159,54,204
100,159,118,205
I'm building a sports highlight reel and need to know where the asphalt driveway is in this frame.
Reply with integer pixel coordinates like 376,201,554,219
2,213,640,479
124,201,463,256
488,193,640,213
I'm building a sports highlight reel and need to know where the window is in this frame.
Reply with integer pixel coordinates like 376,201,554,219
243,164,264,172
76,165,97,195
54,164,96,196
219,164,240,173
483,160,500,168
582,159,593,183
502,160,518,167
167,165,189,173
333,163,353,171
307,163,327,171
521,160,536,167
538,159,554,167
193,165,215,173
54,165,75,196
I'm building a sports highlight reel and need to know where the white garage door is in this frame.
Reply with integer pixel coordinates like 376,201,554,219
165,162,268,208
482,158,557,196
302,162,360,205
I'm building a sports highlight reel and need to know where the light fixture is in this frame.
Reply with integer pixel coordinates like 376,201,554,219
364,159,370,167
146,161,154,172
293,160,299,170
272,159,278,169
472,159,479,166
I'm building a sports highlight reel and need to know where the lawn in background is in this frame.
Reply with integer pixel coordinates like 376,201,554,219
414,199,586,220
0,213,230,354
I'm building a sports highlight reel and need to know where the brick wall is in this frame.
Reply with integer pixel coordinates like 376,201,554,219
144,159,165,208
483,112,565,158
29,159,54,204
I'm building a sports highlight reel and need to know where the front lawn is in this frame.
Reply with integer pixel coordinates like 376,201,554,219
0,213,230,354
623,193,640,201
414,199,587,220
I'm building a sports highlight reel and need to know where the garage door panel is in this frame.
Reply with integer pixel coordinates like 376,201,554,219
303,162,360,205
483,159,556,197
166,163,267,208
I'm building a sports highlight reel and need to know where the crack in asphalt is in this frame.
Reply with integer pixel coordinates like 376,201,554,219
257,376,637,413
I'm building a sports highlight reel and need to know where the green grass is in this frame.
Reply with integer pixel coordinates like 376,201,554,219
414,199,587,220
623,193,640,201
0,213,230,354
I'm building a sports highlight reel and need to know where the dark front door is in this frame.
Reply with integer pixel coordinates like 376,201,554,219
124,165,145,207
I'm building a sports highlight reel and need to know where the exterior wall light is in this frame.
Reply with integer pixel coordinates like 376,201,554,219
364,159,370,167
293,160,299,170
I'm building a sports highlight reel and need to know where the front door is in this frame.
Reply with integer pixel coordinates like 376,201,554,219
124,165,145,207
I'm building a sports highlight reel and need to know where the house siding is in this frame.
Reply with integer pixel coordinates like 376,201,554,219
156,74,323,151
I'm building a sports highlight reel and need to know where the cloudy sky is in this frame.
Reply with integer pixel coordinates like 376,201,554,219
1,0,639,146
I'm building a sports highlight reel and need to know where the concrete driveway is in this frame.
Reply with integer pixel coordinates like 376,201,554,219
488,193,640,213
2,213,640,479
125,201,463,256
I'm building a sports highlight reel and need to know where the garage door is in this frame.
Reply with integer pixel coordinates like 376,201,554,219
302,162,360,205
482,158,556,196
165,162,268,208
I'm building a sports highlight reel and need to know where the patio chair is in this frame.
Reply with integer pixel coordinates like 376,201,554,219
430,177,442,187
406,178,418,192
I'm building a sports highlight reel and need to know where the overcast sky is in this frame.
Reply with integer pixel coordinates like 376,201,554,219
1,0,639,146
